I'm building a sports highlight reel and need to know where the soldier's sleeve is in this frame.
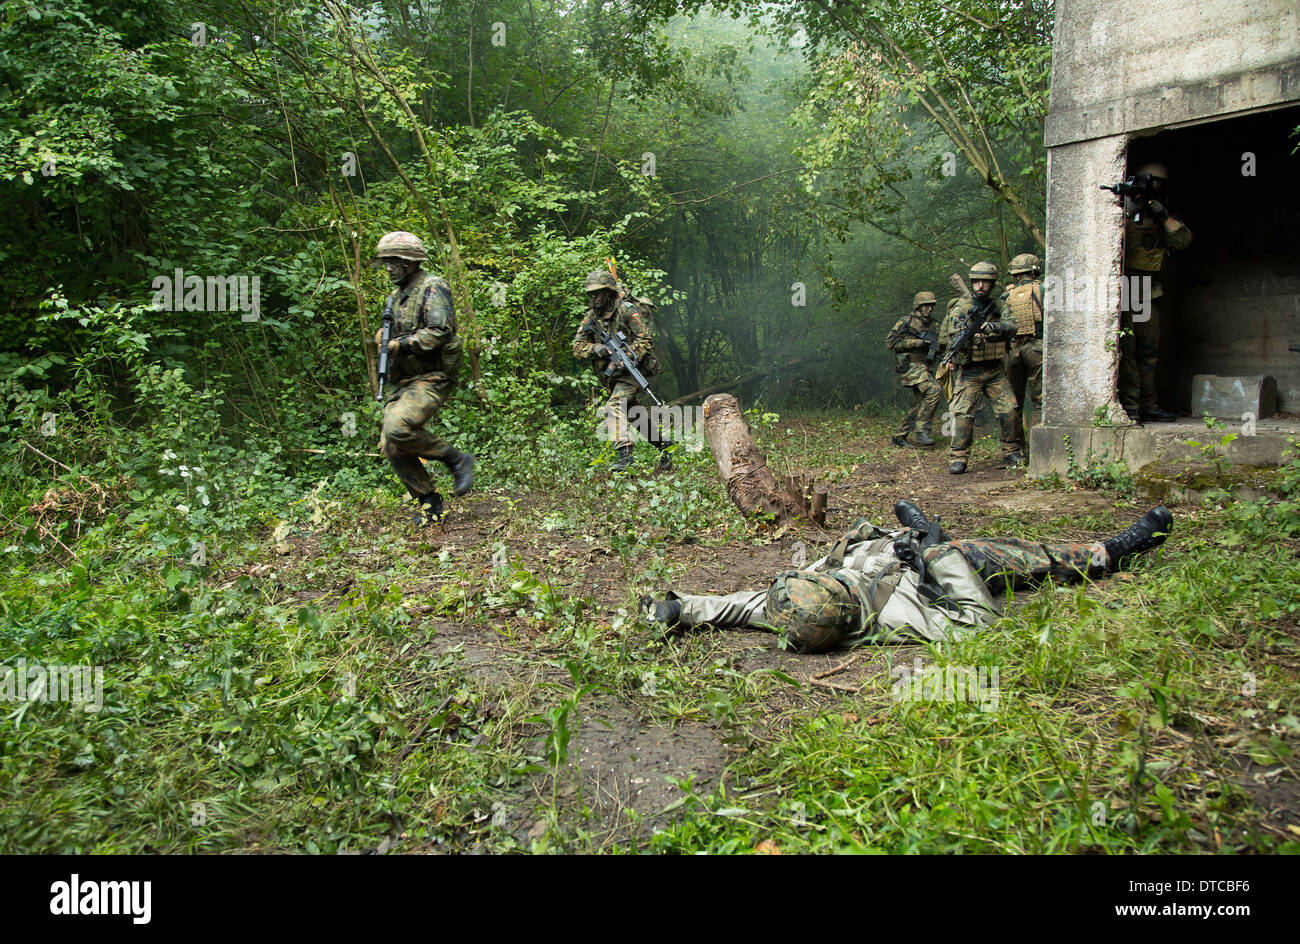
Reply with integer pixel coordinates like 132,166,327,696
886,318,921,352
1164,214,1192,250
572,315,599,360
987,298,1020,338
409,280,455,354
937,307,958,347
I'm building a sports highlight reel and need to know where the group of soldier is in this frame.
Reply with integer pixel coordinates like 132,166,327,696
886,254,1043,474
370,232,672,527
368,165,1181,652
885,161,1191,473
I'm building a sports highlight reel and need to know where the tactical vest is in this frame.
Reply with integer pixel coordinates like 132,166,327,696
1125,217,1166,273
586,301,659,378
389,273,461,388
893,314,934,371
955,300,1006,363
1005,281,1043,340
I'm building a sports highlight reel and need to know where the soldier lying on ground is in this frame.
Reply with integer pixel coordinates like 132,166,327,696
641,503,1173,652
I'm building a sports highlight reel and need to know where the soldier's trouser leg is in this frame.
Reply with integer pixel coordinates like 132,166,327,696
603,379,639,448
949,538,1105,594
985,370,1020,459
633,399,673,449
1135,297,1161,413
946,371,977,460
671,589,768,629
380,379,453,498
914,377,941,434
1005,342,1040,454
895,384,921,437
951,366,1018,458
1118,310,1141,416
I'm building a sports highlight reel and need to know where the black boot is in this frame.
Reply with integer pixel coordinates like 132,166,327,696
639,594,682,627
412,491,444,526
949,460,967,474
893,500,949,541
1140,407,1178,423
652,439,674,472
444,451,475,496
611,444,634,473
913,430,935,447
1102,506,1173,570
891,435,910,448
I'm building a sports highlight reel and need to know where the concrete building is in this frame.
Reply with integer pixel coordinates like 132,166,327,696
1030,0,1300,480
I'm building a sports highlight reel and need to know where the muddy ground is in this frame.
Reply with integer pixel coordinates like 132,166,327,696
262,417,1297,851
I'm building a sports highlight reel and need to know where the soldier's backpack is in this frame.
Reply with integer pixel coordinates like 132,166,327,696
626,297,663,376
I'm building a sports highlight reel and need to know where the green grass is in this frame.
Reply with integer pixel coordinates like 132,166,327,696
2,413,1297,853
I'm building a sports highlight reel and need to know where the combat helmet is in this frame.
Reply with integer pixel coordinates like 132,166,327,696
1009,253,1041,276
584,269,618,293
1135,162,1169,181
375,231,428,262
912,291,937,310
969,261,998,282
765,570,859,653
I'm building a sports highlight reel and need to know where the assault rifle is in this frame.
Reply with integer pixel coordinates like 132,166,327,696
375,296,395,402
1101,172,1157,222
591,319,662,407
893,514,949,596
921,328,939,365
937,294,999,370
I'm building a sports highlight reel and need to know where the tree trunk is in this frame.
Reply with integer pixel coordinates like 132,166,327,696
702,394,809,524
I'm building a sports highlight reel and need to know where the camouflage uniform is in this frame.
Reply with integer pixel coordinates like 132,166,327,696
667,518,1106,646
940,292,1020,464
1119,167,1192,418
379,269,463,498
886,296,942,444
1002,257,1044,457
573,289,659,449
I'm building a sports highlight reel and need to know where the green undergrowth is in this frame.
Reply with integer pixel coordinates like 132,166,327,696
1,416,1298,853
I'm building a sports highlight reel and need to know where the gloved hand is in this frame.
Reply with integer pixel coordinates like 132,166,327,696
1146,198,1170,223
592,344,610,357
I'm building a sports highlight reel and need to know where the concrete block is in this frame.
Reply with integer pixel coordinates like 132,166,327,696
1190,374,1277,419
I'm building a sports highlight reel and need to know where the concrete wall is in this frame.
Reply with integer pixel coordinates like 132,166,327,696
1041,136,1127,427
1047,1,1300,147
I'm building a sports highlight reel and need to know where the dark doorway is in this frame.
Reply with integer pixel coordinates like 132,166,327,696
1126,104,1300,416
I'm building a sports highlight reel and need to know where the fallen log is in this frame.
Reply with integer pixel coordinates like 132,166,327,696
702,394,811,524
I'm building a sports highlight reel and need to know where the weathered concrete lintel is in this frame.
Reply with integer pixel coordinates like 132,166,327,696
1046,59,1300,148
1028,422,1296,480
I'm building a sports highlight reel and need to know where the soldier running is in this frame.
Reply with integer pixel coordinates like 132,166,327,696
372,231,475,525
572,268,672,473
